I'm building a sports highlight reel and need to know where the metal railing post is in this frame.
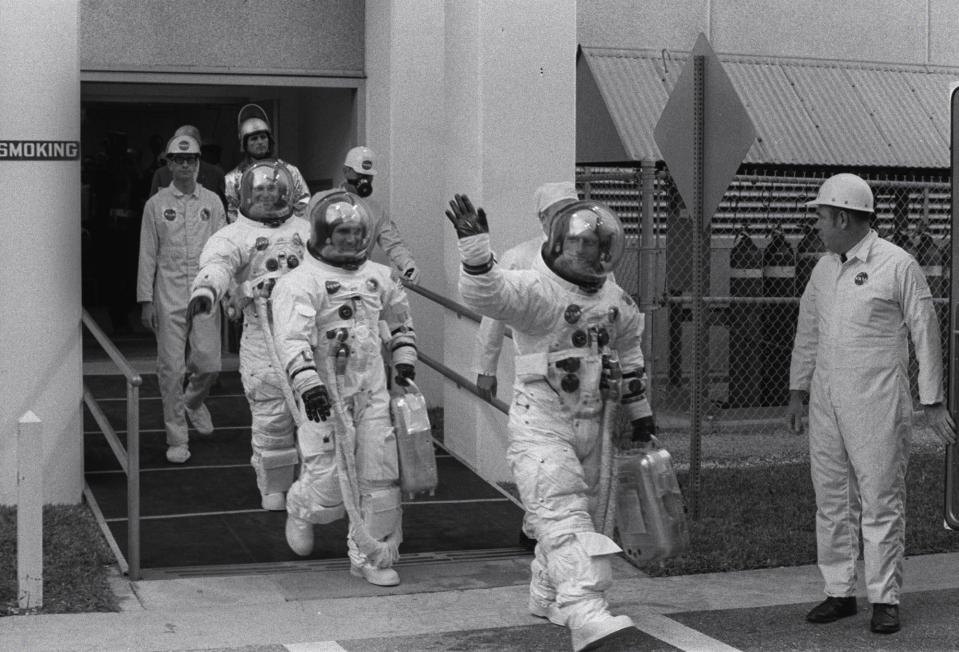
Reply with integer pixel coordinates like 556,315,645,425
17,411,43,609
126,381,141,581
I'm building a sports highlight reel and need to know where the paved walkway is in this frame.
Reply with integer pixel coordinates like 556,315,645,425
4,552,959,651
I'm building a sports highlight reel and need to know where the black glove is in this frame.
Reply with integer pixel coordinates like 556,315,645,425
631,415,656,443
445,194,489,239
476,374,498,402
394,363,416,387
187,295,212,320
302,385,332,422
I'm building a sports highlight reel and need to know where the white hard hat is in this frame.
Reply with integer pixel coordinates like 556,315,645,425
166,134,201,156
534,181,579,215
344,146,377,175
805,173,874,213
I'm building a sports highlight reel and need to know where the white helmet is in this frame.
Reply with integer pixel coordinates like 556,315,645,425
238,159,295,226
344,146,377,175
543,200,625,289
805,173,874,213
166,134,201,156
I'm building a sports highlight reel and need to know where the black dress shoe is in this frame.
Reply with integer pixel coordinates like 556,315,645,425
806,596,858,623
871,603,900,634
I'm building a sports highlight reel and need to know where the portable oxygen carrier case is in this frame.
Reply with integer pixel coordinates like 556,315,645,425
614,443,689,564
390,382,438,499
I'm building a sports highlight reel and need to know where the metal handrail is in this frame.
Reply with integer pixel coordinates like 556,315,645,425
404,280,512,339
401,281,510,414
81,308,142,581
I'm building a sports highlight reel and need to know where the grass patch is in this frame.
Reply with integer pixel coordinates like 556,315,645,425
1,504,119,616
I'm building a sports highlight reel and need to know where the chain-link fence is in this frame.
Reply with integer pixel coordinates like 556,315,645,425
578,166,951,437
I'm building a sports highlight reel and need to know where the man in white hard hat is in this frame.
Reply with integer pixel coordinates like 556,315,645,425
137,133,227,464
339,146,420,283
786,172,956,634
473,181,581,403
224,104,310,222
148,125,226,209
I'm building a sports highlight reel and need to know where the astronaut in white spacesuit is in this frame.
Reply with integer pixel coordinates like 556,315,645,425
271,190,417,587
446,193,654,651
187,160,310,512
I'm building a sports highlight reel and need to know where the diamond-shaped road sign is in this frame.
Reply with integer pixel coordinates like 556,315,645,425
654,33,756,224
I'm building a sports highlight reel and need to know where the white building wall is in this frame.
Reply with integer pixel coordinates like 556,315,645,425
579,0,959,66
0,0,82,505
365,1,578,483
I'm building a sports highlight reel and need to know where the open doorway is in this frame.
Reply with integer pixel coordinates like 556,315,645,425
80,82,358,359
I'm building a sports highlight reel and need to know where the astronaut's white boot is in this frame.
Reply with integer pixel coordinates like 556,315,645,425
285,514,314,556
571,615,636,651
350,562,400,587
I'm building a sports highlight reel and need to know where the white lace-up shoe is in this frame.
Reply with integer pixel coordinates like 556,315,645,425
186,403,214,435
528,598,565,626
350,562,400,586
285,515,314,556
165,445,191,464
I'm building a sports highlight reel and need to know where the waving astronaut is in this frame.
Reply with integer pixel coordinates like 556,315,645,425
446,194,654,652
187,160,309,512
271,190,416,587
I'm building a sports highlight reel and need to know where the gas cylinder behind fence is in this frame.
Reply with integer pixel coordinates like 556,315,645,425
727,227,764,408
614,445,689,565
761,227,797,407
795,221,825,296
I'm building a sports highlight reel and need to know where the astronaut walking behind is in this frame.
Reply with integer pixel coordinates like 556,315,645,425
187,160,309,511
271,190,417,587
446,193,655,651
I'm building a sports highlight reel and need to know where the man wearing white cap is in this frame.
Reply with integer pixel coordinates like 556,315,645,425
138,133,226,463
786,173,955,634
339,146,419,283
473,181,583,402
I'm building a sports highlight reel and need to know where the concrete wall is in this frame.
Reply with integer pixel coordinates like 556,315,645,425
0,0,82,504
80,0,363,75
578,0,959,66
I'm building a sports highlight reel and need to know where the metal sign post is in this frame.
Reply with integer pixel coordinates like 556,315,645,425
946,85,959,530
654,33,756,519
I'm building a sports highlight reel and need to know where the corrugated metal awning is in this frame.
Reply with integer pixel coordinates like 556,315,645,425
578,46,959,168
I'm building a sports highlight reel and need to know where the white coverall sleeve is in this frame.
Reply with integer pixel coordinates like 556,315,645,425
374,205,417,275
901,259,944,404
789,263,820,393
474,317,507,376
381,274,418,367
190,232,242,305
271,274,323,395
457,234,548,335
136,202,159,303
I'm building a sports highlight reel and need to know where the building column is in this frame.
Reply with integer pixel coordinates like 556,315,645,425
366,1,576,482
0,0,83,504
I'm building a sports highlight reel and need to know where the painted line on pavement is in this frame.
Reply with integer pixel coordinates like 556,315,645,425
633,611,743,652
285,642,347,651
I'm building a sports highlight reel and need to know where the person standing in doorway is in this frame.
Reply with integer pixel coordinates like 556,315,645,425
338,146,420,283
149,125,227,210
786,173,956,634
137,133,226,464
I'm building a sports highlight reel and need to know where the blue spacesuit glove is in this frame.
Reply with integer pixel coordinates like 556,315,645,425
302,385,332,422
631,415,656,444
394,363,416,387
445,194,489,238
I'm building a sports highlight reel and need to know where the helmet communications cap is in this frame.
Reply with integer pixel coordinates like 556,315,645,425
238,159,295,225
805,173,874,213
307,190,372,268
544,200,625,287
